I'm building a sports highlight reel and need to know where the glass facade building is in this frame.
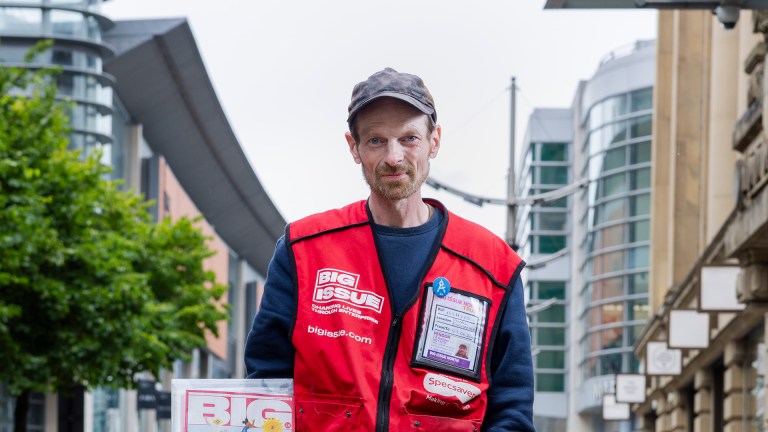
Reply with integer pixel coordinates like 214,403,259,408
517,108,573,431
0,0,114,158
516,41,655,432
571,40,655,432
580,87,652,381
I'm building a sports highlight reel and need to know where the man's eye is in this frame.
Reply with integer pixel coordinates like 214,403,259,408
370,137,382,145
405,136,417,142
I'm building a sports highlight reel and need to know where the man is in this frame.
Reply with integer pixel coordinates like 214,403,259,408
245,68,535,431
456,344,469,359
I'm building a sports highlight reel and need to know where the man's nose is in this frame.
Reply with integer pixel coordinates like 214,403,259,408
383,140,404,166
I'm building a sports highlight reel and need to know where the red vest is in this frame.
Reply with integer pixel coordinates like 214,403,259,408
288,200,524,432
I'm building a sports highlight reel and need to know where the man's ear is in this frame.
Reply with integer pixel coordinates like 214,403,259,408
429,124,441,159
346,132,361,164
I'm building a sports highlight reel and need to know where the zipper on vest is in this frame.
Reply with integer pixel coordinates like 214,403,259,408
375,314,402,432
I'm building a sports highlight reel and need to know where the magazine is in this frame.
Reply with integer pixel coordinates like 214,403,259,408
171,379,293,432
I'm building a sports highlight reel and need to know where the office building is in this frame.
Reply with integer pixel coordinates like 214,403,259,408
570,39,654,432
0,4,285,431
517,108,573,431
517,40,655,432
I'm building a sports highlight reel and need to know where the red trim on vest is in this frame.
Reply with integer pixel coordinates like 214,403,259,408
288,200,523,431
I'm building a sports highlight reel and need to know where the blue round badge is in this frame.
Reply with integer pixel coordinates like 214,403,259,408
433,277,451,297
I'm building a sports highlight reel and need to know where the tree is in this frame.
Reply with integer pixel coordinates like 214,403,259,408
0,43,229,432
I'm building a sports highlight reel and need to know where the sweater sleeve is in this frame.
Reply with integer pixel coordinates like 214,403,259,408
244,235,296,379
483,277,536,431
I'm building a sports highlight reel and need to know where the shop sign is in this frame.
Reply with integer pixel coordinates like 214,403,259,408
137,379,157,410
615,374,646,403
646,341,682,376
602,394,630,420
700,266,744,312
669,310,709,349
157,391,172,420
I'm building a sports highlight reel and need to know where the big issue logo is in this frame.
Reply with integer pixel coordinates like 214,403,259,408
314,268,384,313
185,390,293,431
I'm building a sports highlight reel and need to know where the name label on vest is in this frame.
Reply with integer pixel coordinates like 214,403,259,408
314,268,384,313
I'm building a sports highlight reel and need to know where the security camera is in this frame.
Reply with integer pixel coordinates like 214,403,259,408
714,5,740,30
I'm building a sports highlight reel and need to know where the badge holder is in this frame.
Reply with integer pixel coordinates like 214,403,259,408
411,281,491,382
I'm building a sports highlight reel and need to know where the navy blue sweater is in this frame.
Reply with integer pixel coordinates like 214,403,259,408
244,206,535,431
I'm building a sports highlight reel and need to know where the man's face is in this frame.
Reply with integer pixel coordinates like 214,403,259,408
346,98,440,202
458,345,467,357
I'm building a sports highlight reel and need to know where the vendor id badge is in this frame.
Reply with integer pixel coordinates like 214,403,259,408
412,282,490,381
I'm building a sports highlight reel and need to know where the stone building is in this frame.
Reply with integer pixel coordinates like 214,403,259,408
632,9,768,432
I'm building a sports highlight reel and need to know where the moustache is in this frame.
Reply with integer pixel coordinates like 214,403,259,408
377,162,414,176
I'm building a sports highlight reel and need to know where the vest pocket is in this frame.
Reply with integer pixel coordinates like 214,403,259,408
402,413,482,432
294,392,363,432
402,388,484,431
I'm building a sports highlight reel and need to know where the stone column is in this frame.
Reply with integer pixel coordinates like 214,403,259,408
669,10,708,285
707,16,739,244
668,390,688,431
650,9,674,315
723,341,755,432
694,369,713,432
655,394,671,432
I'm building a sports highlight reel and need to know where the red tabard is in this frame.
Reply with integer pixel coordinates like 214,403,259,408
288,200,524,432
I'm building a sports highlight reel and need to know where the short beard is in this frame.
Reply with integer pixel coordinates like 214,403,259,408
364,160,429,201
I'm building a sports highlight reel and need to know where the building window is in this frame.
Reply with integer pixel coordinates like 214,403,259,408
538,304,566,323
50,9,88,38
600,303,624,327
595,277,623,300
631,168,651,190
0,7,43,34
629,220,650,242
538,328,566,346
627,246,649,269
0,385,45,432
536,373,565,392
539,142,568,162
600,352,623,374
601,173,627,197
538,212,567,231
596,199,626,224
537,235,566,254
537,350,566,369
591,225,623,251
592,250,624,274
538,166,568,185
603,147,626,171
631,140,651,164
538,281,566,300
626,300,649,322
628,273,649,294
630,115,652,138
630,88,653,112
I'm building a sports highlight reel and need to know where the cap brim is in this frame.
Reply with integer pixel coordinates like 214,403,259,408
347,92,436,123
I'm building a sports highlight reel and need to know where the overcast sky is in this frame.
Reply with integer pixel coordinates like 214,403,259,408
102,1,657,243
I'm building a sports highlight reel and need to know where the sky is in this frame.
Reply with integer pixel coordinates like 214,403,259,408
102,0,658,244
